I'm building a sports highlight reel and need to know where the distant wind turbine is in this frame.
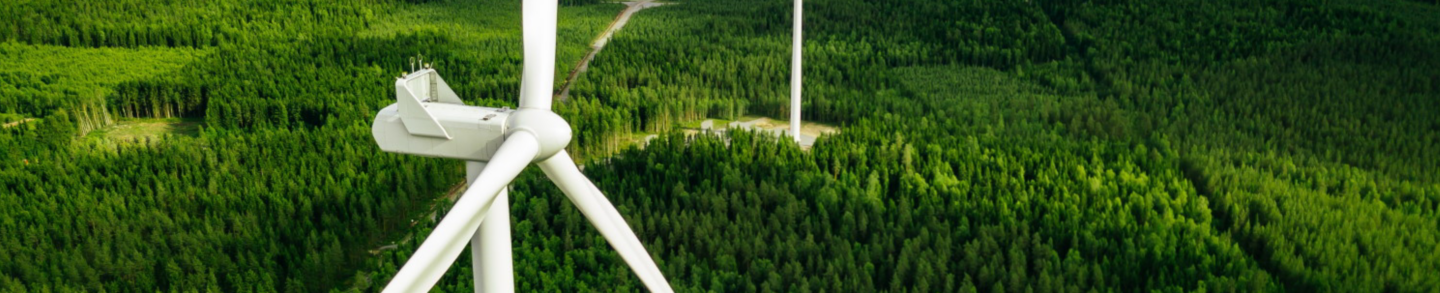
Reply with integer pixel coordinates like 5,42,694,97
790,0,803,143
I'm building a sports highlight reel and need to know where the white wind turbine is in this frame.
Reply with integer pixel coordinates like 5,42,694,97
368,1,672,292
789,0,803,144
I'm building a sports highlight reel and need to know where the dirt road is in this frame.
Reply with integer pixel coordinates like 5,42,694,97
1,118,35,129
556,1,667,102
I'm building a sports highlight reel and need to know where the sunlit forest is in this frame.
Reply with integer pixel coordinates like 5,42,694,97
1,0,1437,292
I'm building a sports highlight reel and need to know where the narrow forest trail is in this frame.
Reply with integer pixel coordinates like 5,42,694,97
556,0,667,102
0,118,36,129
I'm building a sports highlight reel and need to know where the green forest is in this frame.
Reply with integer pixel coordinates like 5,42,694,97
1,0,1437,292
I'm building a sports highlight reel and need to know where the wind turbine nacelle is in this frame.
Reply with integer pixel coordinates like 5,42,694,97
372,69,513,162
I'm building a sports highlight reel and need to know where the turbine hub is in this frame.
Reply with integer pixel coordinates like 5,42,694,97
506,109,572,161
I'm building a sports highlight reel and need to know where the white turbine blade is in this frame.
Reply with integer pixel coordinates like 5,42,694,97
520,0,558,110
382,132,542,293
537,150,674,293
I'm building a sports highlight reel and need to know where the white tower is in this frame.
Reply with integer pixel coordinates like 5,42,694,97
789,0,803,143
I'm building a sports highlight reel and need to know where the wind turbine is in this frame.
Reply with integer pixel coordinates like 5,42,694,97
369,1,672,292
789,0,802,144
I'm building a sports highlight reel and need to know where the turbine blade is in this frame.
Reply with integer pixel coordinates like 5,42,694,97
382,132,542,293
520,0,558,110
538,150,674,293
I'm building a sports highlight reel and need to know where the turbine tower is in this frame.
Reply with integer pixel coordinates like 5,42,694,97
789,0,802,143
369,1,672,292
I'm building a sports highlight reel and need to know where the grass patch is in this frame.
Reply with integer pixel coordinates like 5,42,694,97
620,132,657,147
676,118,731,129
87,117,202,142
689,116,840,137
